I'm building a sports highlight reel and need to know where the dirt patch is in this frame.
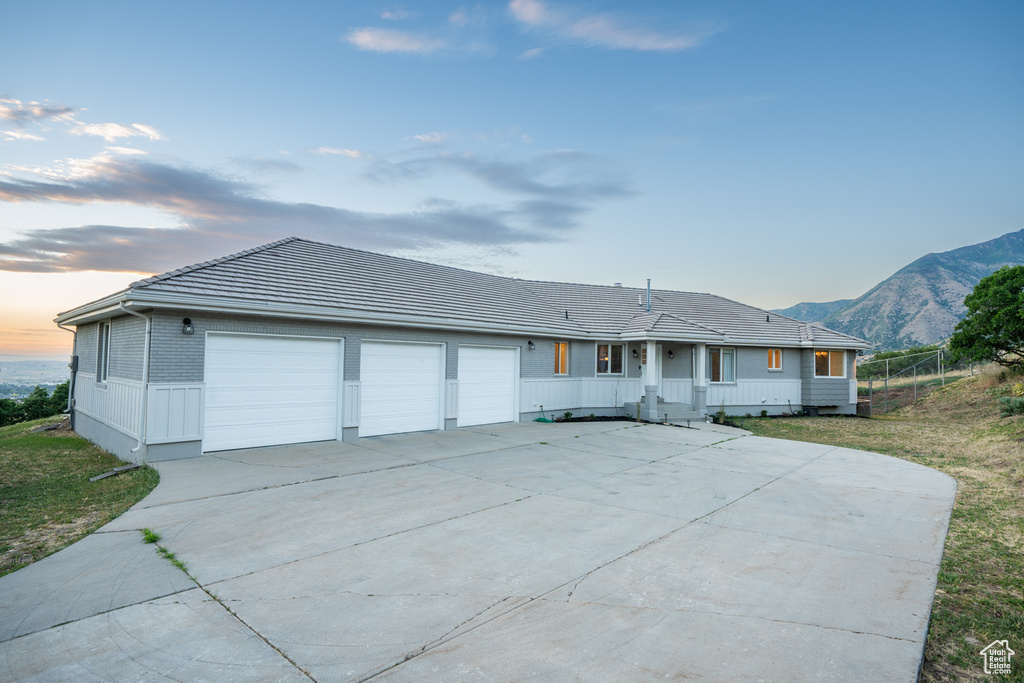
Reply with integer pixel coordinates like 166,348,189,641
0,510,106,574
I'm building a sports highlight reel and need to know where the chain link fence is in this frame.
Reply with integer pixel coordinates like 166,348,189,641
856,348,978,415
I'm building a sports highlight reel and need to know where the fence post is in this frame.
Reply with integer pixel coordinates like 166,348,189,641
940,349,944,386
884,377,888,413
869,379,873,416
914,365,917,401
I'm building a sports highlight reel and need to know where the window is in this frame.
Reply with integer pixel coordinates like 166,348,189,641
814,350,846,378
554,342,569,375
768,348,783,371
710,347,735,383
97,321,111,382
596,344,623,374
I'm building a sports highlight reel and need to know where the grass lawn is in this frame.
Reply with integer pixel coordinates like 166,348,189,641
742,369,1024,682
0,417,159,577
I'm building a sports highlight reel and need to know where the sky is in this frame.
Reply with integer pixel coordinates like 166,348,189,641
1,0,1022,359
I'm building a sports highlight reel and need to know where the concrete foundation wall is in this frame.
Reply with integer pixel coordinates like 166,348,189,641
74,412,143,465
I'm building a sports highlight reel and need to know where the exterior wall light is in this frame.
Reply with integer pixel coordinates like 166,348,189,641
527,340,535,350
182,318,194,335
667,350,674,359
632,349,639,359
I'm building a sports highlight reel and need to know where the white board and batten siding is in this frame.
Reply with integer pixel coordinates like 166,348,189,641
147,384,204,444
520,378,643,413
707,379,802,408
457,346,518,427
74,374,144,438
359,341,444,438
203,333,343,452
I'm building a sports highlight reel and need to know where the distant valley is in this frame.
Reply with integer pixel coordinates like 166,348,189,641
773,228,1024,350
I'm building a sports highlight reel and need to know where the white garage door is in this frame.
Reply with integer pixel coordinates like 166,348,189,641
458,346,518,427
360,341,443,437
204,334,341,452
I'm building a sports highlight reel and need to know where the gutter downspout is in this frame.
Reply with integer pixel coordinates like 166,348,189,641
56,322,77,424
646,279,651,313
119,303,151,461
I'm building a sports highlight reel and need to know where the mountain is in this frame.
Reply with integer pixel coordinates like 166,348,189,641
773,228,1024,350
772,299,852,323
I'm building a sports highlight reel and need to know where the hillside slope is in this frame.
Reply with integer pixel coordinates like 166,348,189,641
776,228,1024,349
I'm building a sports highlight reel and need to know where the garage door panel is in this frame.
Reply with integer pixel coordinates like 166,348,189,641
360,342,443,438
458,347,517,427
203,335,341,452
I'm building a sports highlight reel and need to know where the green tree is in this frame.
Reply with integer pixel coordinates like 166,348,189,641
949,265,1024,367
21,386,54,421
0,398,20,427
49,381,70,414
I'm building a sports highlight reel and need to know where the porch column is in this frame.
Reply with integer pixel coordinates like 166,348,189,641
693,342,708,415
641,340,661,422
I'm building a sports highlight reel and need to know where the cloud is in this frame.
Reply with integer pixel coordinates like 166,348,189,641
0,97,77,127
380,9,412,20
105,146,148,155
71,122,163,142
230,156,304,174
310,146,366,158
0,152,628,273
2,131,45,142
509,0,719,52
518,47,546,59
345,27,445,53
364,149,632,202
409,131,449,145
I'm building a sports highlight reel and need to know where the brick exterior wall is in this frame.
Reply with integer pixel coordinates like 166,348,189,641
148,309,551,384
77,322,98,375
108,315,146,382
74,316,147,382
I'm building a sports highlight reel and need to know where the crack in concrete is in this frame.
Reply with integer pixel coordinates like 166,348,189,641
540,596,921,643
358,596,530,682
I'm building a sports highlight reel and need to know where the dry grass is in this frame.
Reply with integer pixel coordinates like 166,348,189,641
743,366,1024,682
0,417,159,576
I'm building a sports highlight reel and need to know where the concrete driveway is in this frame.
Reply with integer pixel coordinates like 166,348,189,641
0,421,956,682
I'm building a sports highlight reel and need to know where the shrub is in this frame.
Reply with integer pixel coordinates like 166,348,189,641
998,396,1024,417
760,409,769,418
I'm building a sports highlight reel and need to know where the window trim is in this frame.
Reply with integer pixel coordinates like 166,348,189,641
709,346,736,384
814,349,847,378
554,341,570,376
97,320,111,383
768,348,783,372
596,343,625,376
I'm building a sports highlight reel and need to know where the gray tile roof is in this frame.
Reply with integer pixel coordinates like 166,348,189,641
127,237,868,348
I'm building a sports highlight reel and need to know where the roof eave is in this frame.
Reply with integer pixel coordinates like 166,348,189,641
112,290,598,339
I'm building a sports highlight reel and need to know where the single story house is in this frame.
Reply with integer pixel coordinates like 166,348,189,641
55,237,870,463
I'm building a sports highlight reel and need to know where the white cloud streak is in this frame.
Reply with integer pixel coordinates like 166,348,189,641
345,27,445,53
310,146,366,158
71,122,163,142
509,0,719,52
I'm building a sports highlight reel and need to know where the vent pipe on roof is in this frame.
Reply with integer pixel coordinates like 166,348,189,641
614,282,622,287
646,279,651,312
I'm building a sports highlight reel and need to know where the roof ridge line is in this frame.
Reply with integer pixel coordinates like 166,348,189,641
130,237,301,289
659,310,724,335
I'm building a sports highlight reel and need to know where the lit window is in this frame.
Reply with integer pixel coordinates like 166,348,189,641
97,321,111,382
710,347,735,383
768,349,783,371
596,344,624,374
555,342,569,375
814,350,846,378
